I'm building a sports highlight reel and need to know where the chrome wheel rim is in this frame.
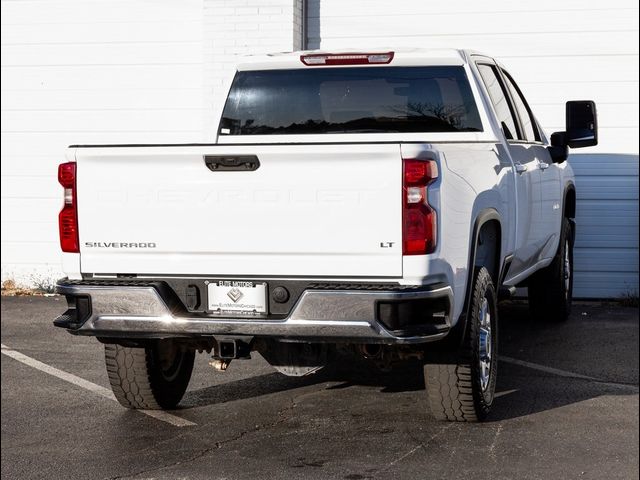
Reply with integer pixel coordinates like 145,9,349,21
564,240,571,299
478,297,492,392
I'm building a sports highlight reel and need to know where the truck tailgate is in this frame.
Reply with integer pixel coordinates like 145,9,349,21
76,143,402,277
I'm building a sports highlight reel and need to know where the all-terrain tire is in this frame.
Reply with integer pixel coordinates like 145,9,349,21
105,342,195,410
528,217,574,322
425,267,498,422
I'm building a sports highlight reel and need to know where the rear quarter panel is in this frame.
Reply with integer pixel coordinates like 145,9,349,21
401,142,513,323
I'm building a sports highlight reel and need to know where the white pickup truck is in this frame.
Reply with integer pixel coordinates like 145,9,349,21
54,49,598,421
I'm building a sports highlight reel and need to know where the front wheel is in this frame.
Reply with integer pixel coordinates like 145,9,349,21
105,341,195,410
424,267,498,422
528,217,574,322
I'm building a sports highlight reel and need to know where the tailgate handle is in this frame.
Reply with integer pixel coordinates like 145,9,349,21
204,155,260,172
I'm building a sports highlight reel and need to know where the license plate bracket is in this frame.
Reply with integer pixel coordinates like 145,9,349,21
207,281,267,314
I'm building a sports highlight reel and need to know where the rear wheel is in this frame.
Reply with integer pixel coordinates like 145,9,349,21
105,341,195,410
424,267,498,422
528,217,574,322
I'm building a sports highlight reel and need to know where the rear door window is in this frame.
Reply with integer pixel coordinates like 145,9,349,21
219,66,483,135
502,70,541,142
477,64,521,140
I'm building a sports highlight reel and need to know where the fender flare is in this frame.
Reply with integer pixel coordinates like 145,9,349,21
563,181,576,218
429,208,502,356
463,208,502,314
562,181,577,245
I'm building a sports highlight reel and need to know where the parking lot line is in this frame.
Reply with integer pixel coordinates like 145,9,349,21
500,355,598,381
0,343,196,428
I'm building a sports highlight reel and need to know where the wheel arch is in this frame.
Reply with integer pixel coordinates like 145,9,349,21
564,182,576,219
563,182,577,246
433,209,502,355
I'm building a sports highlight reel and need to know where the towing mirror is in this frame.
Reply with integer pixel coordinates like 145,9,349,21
549,101,597,162
565,100,598,148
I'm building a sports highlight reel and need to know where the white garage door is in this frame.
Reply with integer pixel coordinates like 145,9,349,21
308,0,639,298
1,0,204,284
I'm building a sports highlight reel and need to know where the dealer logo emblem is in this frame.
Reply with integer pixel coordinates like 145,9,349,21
227,287,244,303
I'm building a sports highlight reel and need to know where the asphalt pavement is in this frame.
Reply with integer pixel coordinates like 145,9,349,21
1,296,638,480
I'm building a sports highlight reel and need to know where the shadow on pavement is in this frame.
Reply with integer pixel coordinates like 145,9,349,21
183,301,638,422
182,356,425,409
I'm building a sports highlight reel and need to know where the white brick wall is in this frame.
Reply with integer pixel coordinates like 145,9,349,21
1,0,205,287
1,0,303,287
202,0,303,135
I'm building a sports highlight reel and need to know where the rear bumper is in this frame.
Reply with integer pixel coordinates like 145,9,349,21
53,280,453,344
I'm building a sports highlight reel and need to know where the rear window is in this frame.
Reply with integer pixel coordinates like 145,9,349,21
219,66,483,135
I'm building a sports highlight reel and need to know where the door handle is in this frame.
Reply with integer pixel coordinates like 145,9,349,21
514,163,527,174
204,155,260,172
539,162,550,171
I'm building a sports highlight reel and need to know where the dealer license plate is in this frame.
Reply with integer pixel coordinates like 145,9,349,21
207,281,267,314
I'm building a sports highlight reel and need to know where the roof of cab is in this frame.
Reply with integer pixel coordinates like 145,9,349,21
235,48,475,71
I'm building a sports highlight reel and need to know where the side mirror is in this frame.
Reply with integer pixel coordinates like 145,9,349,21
565,100,598,148
549,101,597,162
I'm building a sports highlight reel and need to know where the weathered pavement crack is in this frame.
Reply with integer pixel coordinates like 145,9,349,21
488,423,504,462
372,423,455,477
106,386,323,480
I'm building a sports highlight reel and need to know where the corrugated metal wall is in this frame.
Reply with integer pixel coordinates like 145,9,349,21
571,154,638,297
1,0,205,284
308,0,639,298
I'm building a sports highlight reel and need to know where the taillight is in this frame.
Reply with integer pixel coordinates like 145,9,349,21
58,162,79,253
403,159,438,255
300,52,394,66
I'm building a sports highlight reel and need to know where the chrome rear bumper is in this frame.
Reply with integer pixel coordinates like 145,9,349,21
54,281,453,344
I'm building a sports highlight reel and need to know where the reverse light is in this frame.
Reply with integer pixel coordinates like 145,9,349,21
403,159,438,255
58,162,79,253
300,52,394,66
